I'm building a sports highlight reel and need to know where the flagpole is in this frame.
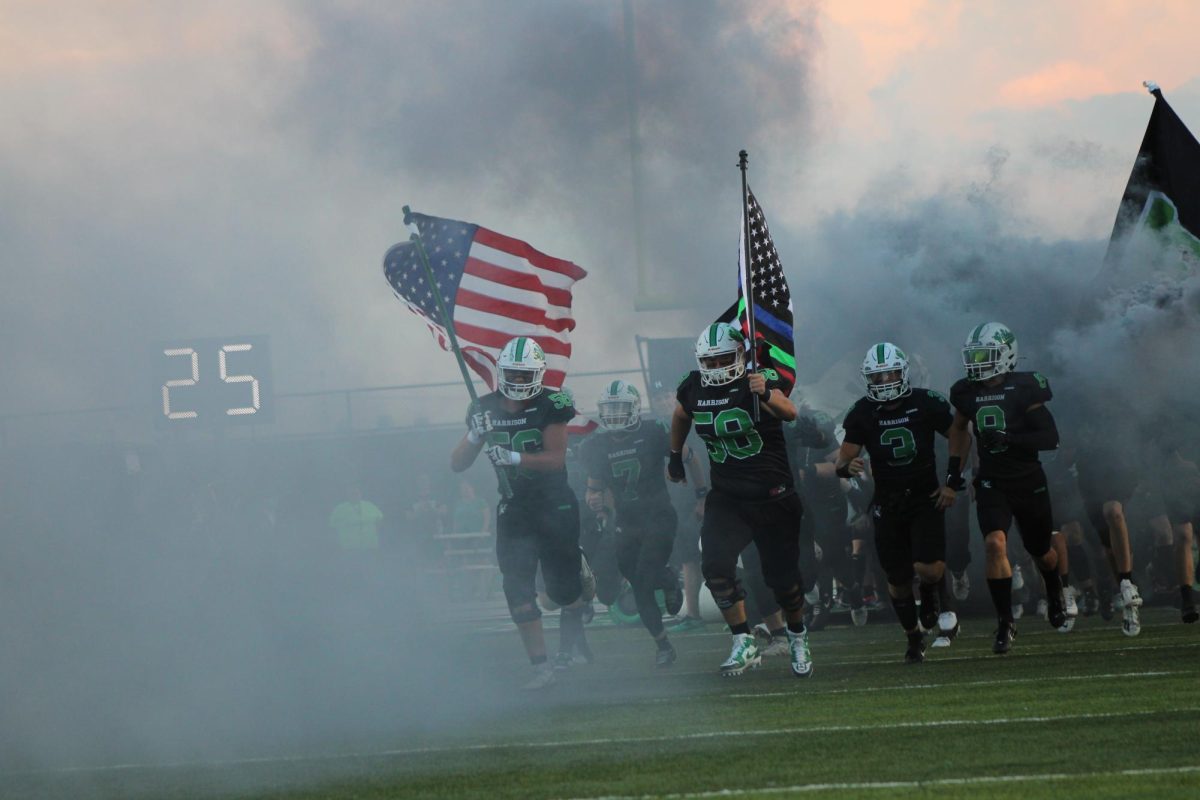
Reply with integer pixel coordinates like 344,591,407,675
738,150,761,422
403,205,512,500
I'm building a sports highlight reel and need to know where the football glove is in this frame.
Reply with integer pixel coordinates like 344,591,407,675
485,444,521,467
667,450,686,482
467,409,493,444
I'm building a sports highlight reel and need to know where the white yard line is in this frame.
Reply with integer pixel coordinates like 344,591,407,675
561,764,1200,800
21,706,1199,777
724,669,1182,699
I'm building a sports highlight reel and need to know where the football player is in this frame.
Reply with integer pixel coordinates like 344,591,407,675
450,337,592,690
947,323,1065,654
580,380,686,667
835,343,958,663
669,322,812,678
1074,412,1145,635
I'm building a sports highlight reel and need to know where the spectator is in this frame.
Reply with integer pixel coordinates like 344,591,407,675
329,484,384,550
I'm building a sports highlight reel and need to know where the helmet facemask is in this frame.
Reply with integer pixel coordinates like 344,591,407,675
698,349,746,387
598,399,639,430
864,366,909,403
498,366,545,399
962,345,1004,382
597,381,641,430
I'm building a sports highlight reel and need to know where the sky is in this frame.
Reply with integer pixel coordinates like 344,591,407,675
2,0,1200,431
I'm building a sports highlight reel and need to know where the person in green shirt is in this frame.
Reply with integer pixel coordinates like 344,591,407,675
329,486,384,550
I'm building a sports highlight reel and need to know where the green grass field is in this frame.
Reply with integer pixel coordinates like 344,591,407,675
7,607,1200,799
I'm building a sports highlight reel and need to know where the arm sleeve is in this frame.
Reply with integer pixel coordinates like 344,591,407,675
1007,404,1059,451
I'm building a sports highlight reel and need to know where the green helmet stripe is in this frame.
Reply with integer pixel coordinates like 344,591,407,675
515,337,526,361
609,380,620,395
875,343,886,364
709,325,719,347
969,324,984,345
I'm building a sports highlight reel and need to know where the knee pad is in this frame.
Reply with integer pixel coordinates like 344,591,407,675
705,577,745,610
774,584,806,614
509,602,542,625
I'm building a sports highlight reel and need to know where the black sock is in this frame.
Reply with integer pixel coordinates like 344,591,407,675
787,619,807,634
1118,571,1133,582
1060,572,1070,588
1183,585,1195,605
1040,568,1061,601
891,595,918,631
730,621,751,635
531,654,547,666
988,577,1014,623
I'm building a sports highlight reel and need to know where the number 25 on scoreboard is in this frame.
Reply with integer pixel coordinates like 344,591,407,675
155,336,273,426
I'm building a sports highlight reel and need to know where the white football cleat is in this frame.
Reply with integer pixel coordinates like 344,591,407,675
850,607,869,627
1011,602,1024,621
1119,579,1143,609
1122,603,1142,637
1036,599,1048,620
522,662,557,691
932,611,959,647
719,633,761,676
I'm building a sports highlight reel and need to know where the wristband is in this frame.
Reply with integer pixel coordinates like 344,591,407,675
835,463,852,479
946,455,964,490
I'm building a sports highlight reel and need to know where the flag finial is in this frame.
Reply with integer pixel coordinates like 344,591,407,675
1143,80,1161,96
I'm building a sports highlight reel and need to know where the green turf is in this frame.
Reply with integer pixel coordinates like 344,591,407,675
5,608,1199,799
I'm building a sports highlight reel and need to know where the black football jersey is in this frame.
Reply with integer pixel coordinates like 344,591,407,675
949,371,1053,481
675,370,792,498
471,388,576,499
842,388,953,491
579,419,671,511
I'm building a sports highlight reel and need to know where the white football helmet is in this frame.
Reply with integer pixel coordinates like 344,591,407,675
962,322,1018,382
695,323,746,386
497,337,547,399
862,342,911,403
597,380,641,430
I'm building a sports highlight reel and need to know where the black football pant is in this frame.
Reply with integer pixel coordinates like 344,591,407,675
701,489,805,613
615,504,678,638
496,490,582,622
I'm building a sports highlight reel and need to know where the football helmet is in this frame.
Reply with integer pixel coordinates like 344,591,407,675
597,380,641,430
695,323,746,386
861,342,910,403
497,337,547,400
962,322,1018,382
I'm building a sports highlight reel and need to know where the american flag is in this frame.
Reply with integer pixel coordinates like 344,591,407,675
384,212,587,390
719,187,796,392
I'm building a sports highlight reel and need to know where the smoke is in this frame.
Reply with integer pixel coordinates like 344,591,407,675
5,2,1200,796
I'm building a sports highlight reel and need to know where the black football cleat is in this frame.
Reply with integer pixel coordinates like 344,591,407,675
1046,590,1068,630
904,632,926,664
992,622,1016,655
1182,602,1199,624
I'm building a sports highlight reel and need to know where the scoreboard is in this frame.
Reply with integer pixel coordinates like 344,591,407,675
153,335,274,427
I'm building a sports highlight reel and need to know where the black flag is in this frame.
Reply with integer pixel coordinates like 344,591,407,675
1102,86,1200,281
